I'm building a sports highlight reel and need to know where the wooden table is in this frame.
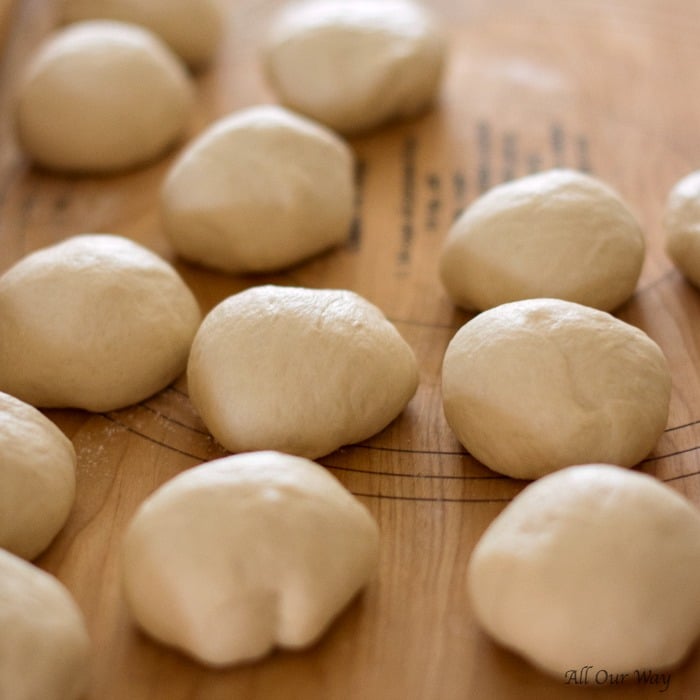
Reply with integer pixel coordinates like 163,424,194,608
2,0,700,697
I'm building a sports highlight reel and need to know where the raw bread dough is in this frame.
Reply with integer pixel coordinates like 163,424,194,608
62,0,222,67
0,548,91,700
0,391,76,560
441,298,671,479
440,169,645,312
161,105,355,273
0,234,202,412
263,0,446,134
187,285,418,458
468,464,700,677
15,20,193,173
665,170,700,287
122,451,380,666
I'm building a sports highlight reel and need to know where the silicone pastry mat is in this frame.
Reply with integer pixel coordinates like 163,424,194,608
1,1,700,698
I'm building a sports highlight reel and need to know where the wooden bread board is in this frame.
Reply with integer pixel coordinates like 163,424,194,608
2,0,700,697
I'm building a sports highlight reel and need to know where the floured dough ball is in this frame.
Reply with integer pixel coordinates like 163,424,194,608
62,0,223,68
263,0,446,134
122,451,379,666
161,105,354,273
0,234,202,412
441,298,671,479
440,169,645,312
0,392,76,560
665,170,700,287
188,285,418,458
15,20,193,173
468,464,700,677
0,549,91,700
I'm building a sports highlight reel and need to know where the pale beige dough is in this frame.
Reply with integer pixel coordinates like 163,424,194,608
161,105,355,273
468,464,700,677
665,170,700,287
440,169,645,312
0,234,202,412
441,298,671,479
0,548,91,700
61,0,223,67
15,20,193,173
187,285,418,458
122,451,379,666
263,0,446,134
0,391,76,560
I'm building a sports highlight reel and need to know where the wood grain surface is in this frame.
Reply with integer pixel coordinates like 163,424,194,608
2,0,700,698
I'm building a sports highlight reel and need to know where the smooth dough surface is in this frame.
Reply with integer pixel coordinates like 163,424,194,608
263,0,446,134
187,285,418,458
665,170,700,287
441,298,671,479
0,391,76,560
161,105,355,274
468,464,700,677
0,234,202,411
16,20,193,173
0,548,91,700
122,451,380,666
62,0,223,67
440,169,645,312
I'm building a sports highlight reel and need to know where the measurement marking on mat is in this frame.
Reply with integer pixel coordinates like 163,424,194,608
397,136,417,266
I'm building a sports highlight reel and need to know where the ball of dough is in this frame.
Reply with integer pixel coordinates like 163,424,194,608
441,298,671,479
664,170,700,287
161,105,355,273
62,0,223,68
15,20,193,173
0,548,91,700
187,285,418,458
468,464,700,677
0,234,202,412
0,391,76,560
122,451,379,666
439,169,645,312
263,0,446,135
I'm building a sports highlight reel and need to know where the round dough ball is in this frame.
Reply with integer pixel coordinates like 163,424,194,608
0,234,202,412
0,548,91,700
161,105,355,273
122,451,379,666
468,464,700,677
665,170,700,287
0,391,76,560
439,169,645,312
15,20,193,173
263,0,446,135
188,285,418,458
441,298,671,479
62,0,223,68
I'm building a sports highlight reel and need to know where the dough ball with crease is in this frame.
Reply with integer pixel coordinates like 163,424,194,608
15,20,193,173
61,0,223,68
0,548,91,700
441,298,671,479
468,464,700,677
187,285,418,458
122,451,379,666
161,105,355,274
664,170,700,287
440,169,645,312
0,391,76,560
0,234,202,412
263,0,446,135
